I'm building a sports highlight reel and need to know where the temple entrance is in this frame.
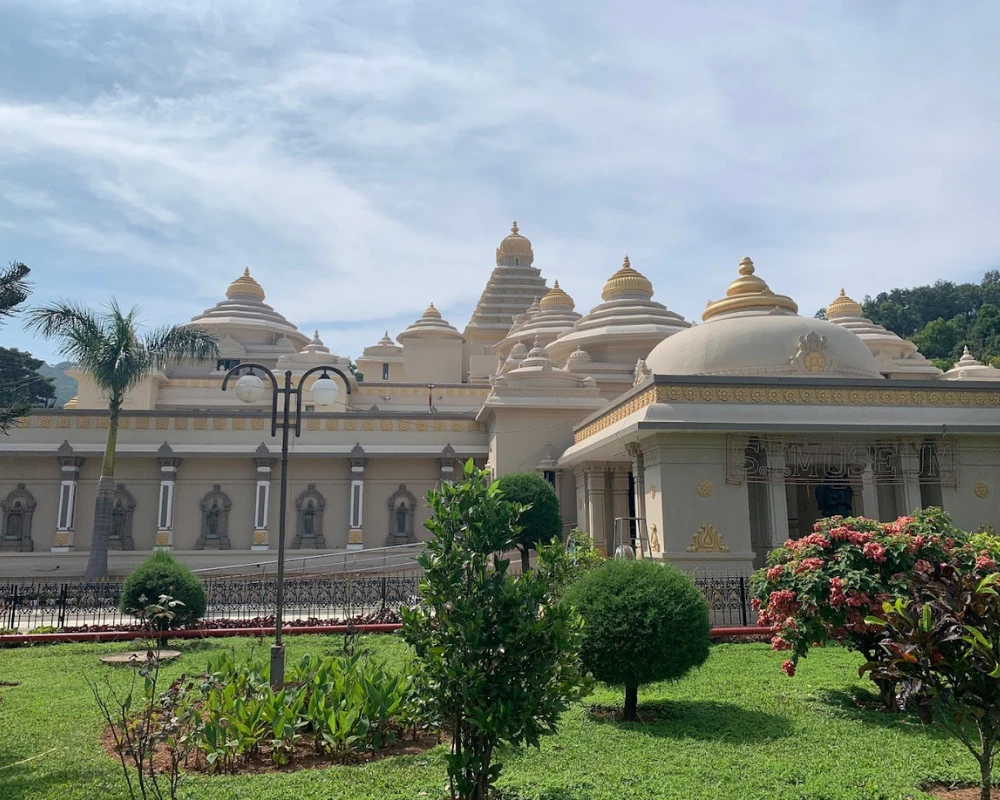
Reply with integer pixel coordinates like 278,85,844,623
787,475,860,540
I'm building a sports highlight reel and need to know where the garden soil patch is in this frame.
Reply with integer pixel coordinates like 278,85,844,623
926,785,996,800
100,725,442,776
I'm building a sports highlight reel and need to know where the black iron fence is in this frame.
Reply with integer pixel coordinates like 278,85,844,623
2,570,757,633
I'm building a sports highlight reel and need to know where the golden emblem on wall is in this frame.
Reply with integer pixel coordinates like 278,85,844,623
155,532,170,547
253,530,268,545
348,529,364,544
696,481,713,498
648,485,657,499
975,482,990,499
53,532,70,547
687,523,729,553
649,524,660,553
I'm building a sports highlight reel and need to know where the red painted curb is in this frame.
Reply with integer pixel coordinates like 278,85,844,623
0,623,769,646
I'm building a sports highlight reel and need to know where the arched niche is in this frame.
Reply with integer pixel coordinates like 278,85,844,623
196,484,232,550
1,484,35,552
386,484,417,546
292,485,326,549
109,483,136,551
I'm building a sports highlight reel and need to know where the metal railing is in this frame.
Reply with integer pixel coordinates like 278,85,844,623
1,569,757,633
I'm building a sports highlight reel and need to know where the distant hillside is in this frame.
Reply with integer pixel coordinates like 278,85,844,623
37,361,77,408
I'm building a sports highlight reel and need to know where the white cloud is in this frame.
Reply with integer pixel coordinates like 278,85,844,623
0,0,998,362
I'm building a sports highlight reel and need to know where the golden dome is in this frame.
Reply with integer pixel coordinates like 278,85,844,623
422,302,442,319
601,255,653,301
702,257,798,321
539,280,574,311
826,288,864,319
64,396,78,409
226,267,266,301
496,221,534,266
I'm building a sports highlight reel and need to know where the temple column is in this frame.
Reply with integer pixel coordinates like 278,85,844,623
626,443,646,520
439,444,457,485
584,465,609,554
155,442,181,550
763,444,790,550
609,465,631,551
573,466,589,536
53,441,84,552
900,443,923,515
348,444,367,550
861,455,879,519
252,443,275,551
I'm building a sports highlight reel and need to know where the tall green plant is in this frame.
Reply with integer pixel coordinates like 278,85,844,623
401,460,589,800
0,262,33,433
26,300,217,579
493,471,563,572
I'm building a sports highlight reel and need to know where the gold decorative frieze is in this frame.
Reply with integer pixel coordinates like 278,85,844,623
118,418,130,429
136,418,150,430
193,419,206,430
416,420,427,431
696,481,713,498
451,420,464,432
232,418,245,430
212,418,227,430
345,420,356,431
174,418,188,430
57,417,70,429
687,523,729,553
97,418,109,429
307,419,320,431
575,381,1000,443
53,532,70,547
325,420,338,431
38,416,51,428
251,418,265,431
348,529,363,544
398,420,410,431
380,420,393,431
77,417,91,428
363,420,374,431
433,420,444,432
155,417,169,430
155,532,170,547
975,482,990,499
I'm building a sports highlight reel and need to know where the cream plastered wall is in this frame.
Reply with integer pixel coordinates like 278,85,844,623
484,408,580,477
401,340,464,385
941,435,1000,534
641,433,756,573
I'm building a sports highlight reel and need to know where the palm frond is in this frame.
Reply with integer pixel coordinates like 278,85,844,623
24,301,106,365
143,324,219,370
0,401,30,435
0,262,32,321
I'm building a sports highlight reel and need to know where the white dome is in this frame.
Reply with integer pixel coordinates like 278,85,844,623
645,311,883,379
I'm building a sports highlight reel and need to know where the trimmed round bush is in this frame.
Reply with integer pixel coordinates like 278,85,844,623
493,472,563,570
120,551,207,627
564,558,711,720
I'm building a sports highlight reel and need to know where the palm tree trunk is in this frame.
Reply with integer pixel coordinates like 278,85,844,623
84,414,119,581
624,683,639,721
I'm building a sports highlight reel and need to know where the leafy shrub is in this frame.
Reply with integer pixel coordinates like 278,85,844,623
868,554,1000,799
27,625,59,634
120,551,206,627
494,471,563,571
750,508,968,700
402,461,589,800
564,558,710,720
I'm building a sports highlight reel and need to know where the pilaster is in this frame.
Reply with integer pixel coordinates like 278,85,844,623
155,442,181,550
252,442,276,551
348,443,368,550
53,441,84,552
763,443,790,550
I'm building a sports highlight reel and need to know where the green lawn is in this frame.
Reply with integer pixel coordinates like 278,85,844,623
0,635,982,799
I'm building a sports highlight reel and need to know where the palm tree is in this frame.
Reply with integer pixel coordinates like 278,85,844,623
26,300,218,580
0,262,34,434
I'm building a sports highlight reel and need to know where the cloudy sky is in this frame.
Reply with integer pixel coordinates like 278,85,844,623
1,0,998,364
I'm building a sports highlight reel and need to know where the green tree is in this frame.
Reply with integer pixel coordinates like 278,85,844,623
564,558,711,720
968,303,1000,362
401,461,589,800
26,300,217,580
494,472,563,572
0,262,33,433
910,318,963,361
0,347,56,410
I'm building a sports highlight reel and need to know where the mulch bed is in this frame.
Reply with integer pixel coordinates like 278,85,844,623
925,784,995,799
100,725,442,776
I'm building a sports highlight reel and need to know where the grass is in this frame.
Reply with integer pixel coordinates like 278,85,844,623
0,634,984,800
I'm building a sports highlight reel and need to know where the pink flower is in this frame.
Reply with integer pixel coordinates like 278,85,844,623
771,636,791,651
751,597,762,612
801,533,831,549
766,565,785,581
977,554,996,571
829,577,847,608
848,531,873,545
768,589,799,616
846,591,872,608
829,526,852,541
795,557,824,574
915,560,933,574
782,659,796,677
783,617,798,631
863,542,887,563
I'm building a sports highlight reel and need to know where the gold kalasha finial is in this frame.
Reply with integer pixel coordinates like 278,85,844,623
738,257,754,275
601,254,653,301
622,254,631,269
511,221,519,234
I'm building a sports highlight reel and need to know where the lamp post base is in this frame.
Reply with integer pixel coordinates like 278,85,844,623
270,644,285,689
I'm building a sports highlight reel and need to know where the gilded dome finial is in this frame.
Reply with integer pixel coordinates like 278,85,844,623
496,220,533,265
738,257,754,275
511,221,519,234
226,267,266,301
539,279,575,311
702,256,797,321
826,288,863,320
601,254,652,301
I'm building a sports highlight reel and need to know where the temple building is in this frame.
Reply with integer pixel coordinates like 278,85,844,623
2,224,1000,578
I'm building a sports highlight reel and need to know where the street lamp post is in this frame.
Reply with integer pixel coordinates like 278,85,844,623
222,362,352,687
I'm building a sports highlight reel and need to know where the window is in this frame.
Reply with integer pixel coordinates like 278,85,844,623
543,470,556,487
217,358,241,371
382,363,390,380
304,404,315,412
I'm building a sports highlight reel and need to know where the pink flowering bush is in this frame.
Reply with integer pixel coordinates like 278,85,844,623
750,507,972,703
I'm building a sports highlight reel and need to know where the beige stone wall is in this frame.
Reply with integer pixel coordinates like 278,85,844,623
487,409,579,476
941,435,1000,534
401,340,463,385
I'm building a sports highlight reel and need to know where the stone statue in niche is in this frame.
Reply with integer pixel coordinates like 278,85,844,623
386,484,417,546
1,484,35,552
206,502,221,538
111,500,126,541
5,503,23,541
303,503,315,537
815,470,854,519
196,485,231,550
292,485,326,549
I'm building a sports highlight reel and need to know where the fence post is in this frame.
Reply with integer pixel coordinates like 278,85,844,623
58,584,68,630
6,584,16,630
738,575,749,627
380,576,387,610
